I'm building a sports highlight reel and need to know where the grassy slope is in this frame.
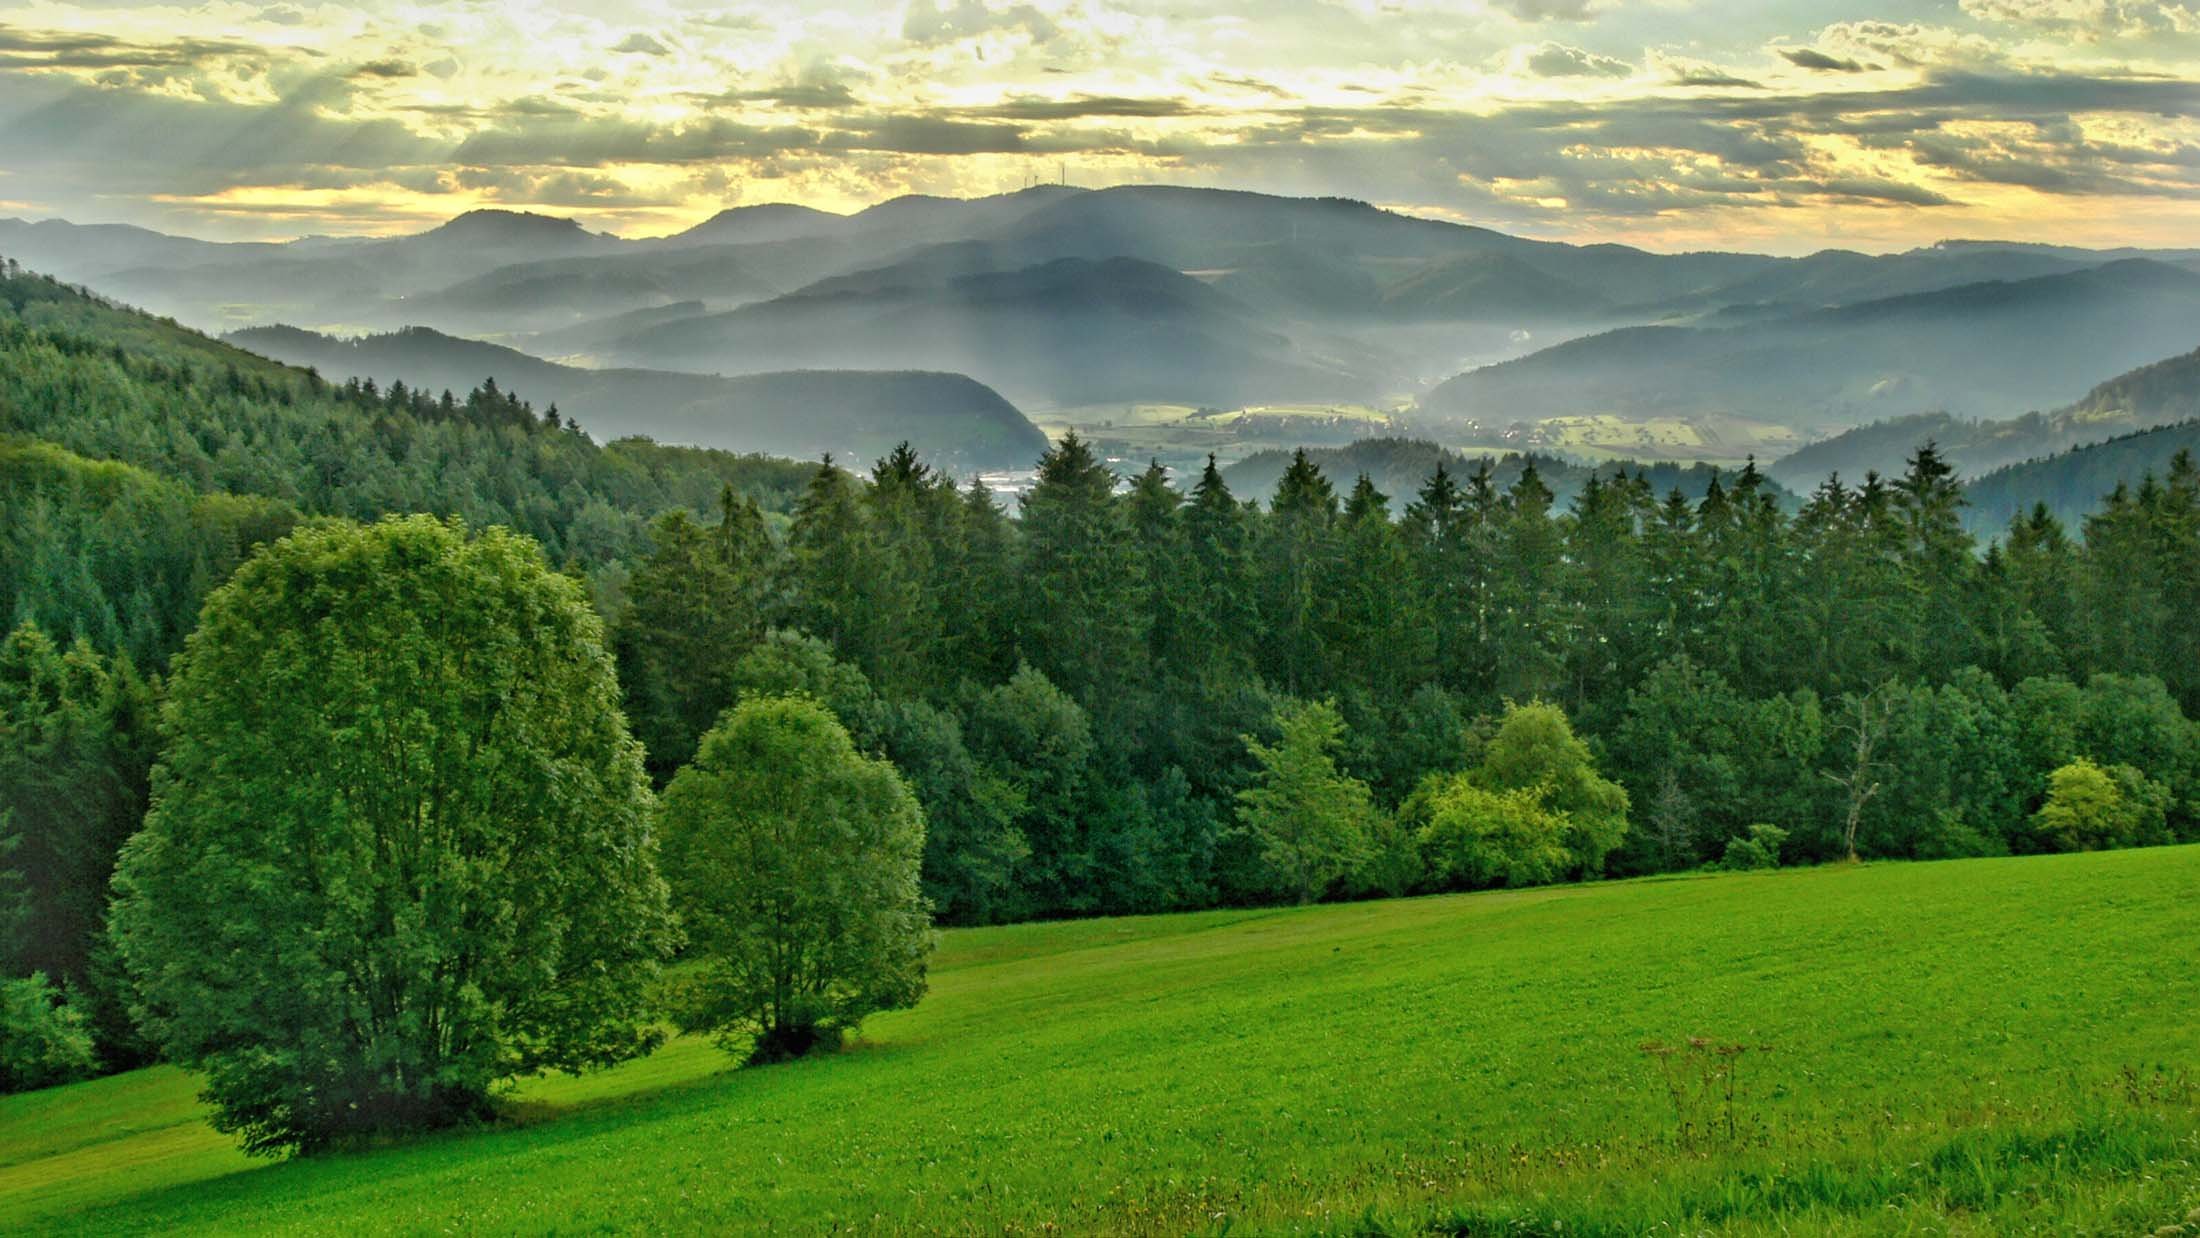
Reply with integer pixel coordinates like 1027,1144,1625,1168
6,849,2198,1234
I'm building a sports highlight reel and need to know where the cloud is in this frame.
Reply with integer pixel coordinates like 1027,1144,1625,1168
1656,55,1763,88
1818,176,1958,205
1496,0,1602,20
4,0,2200,248
831,116,1028,154
1513,42,1633,78
901,1,1059,46
977,94,1205,119
1778,48,1875,73
1959,0,2200,38
0,25,274,74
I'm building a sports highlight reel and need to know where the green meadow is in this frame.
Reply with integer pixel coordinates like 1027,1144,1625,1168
7,847,2197,1235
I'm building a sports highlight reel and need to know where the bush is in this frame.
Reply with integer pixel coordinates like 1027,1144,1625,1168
1719,824,1789,871
1412,701,1632,889
2032,757,2168,851
112,517,675,1155
1414,781,1570,889
658,695,932,1063
0,972,95,1093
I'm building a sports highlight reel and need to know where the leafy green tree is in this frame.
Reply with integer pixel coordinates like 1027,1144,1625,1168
1719,824,1789,871
0,973,95,1094
112,517,675,1155
1082,766,1220,915
1474,701,1631,877
1412,781,1570,890
876,700,1027,925
2075,673,2200,836
657,696,930,1063
1233,698,1376,904
960,666,1096,916
728,629,884,750
2031,757,2163,852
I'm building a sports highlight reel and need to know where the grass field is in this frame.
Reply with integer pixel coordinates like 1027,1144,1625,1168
6,848,2198,1234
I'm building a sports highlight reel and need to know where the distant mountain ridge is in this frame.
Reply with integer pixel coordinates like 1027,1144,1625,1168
224,324,1049,472
597,253,1377,409
1424,260,2200,431
1769,341,2200,488
1964,420,2200,534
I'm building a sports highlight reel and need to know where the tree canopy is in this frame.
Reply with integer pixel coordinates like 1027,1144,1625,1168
657,695,931,1063
110,516,674,1154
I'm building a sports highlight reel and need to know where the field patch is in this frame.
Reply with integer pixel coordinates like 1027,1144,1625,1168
5,848,2197,1233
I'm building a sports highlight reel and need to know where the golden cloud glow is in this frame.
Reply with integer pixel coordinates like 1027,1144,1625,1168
0,0,2196,250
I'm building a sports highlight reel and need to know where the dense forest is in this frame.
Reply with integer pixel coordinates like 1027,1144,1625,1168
6,258,2200,1088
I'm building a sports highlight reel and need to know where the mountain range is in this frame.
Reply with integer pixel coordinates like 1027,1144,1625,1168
9,184,2200,472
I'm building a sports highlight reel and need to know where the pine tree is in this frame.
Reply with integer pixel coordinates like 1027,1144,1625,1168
1016,435,1146,726
1259,449,1339,696
615,487,773,779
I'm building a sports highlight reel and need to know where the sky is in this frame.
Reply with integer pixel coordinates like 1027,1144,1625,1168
0,0,2197,252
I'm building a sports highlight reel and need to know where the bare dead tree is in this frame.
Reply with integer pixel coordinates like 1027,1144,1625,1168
1821,683,1891,862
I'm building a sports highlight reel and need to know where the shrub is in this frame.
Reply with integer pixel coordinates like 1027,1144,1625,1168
0,973,95,1093
2032,757,2165,852
1414,781,1570,889
1719,824,1789,871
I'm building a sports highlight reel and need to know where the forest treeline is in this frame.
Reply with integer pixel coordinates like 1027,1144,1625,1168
0,264,815,667
606,434,2200,922
6,259,2200,1091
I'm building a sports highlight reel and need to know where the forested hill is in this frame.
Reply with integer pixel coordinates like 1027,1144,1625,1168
0,263,816,667
1965,421,2200,533
1222,438,1796,512
224,323,1049,472
1769,342,2200,491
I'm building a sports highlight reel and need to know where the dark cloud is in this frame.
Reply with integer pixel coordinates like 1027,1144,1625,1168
0,73,441,196
0,25,274,73
1818,176,1958,205
1496,0,1600,20
1779,48,1876,73
976,94,1204,119
830,116,1027,155
351,59,416,79
1208,73,1291,97
1669,66,1764,88
612,33,670,56
453,114,819,166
